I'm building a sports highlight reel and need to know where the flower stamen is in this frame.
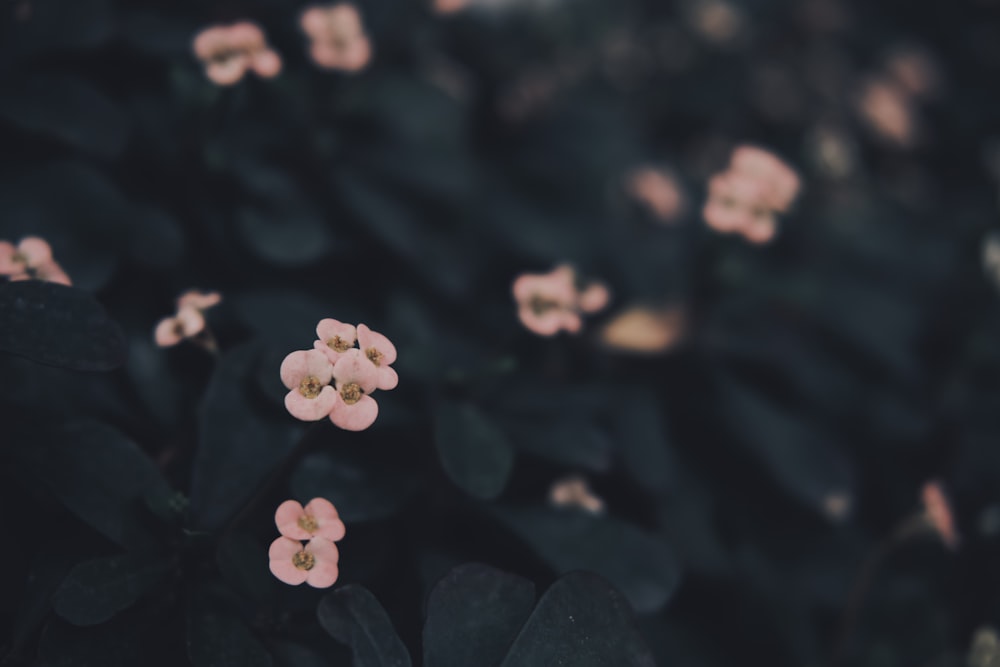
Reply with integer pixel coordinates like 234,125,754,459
340,382,362,405
297,514,319,533
299,375,323,399
327,336,352,353
365,347,383,367
291,550,315,570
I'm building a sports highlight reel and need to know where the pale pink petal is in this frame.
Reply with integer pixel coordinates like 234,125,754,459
206,57,248,86
9,273,31,282
268,537,310,586
329,393,378,431
274,499,309,540
300,6,330,39
0,241,23,275
314,339,343,364
251,49,282,78
285,385,338,421
560,311,583,334
175,306,206,337
178,290,222,311
316,319,357,349
17,237,52,267
304,538,340,588
333,349,378,394
577,283,610,314
375,366,398,391
38,263,72,286
154,317,184,347
304,498,346,541
193,27,226,60
339,38,371,72
518,306,564,337
228,22,265,51
356,324,397,365
280,349,334,389
512,273,545,304
310,41,343,69
741,213,778,245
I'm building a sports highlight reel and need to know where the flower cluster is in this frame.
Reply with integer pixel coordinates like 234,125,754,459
512,265,610,337
702,145,800,245
192,22,282,86
154,290,221,348
300,3,372,72
281,319,397,431
0,237,71,286
268,498,345,588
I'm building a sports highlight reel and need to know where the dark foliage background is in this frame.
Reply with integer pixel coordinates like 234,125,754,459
2,0,1000,664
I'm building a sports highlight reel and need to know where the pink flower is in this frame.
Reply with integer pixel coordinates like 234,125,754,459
300,4,373,72
702,172,764,234
275,498,346,542
314,318,358,364
178,290,222,311
922,480,959,551
512,265,583,336
0,237,72,286
328,349,379,431
550,476,604,514
625,167,686,223
577,283,611,314
702,146,795,245
281,349,338,421
192,21,282,86
268,536,340,588
728,145,801,213
357,324,398,391
154,306,206,348
855,77,917,148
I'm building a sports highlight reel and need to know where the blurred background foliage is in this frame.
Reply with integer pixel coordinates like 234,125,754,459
2,0,1000,664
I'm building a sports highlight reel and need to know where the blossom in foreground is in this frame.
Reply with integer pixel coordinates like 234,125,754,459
268,536,340,588
0,237,72,286
921,480,959,551
154,289,221,348
300,4,372,72
357,324,398,391
314,318,358,364
275,498,346,542
512,265,610,336
329,349,380,431
193,22,282,86
281,349,338,421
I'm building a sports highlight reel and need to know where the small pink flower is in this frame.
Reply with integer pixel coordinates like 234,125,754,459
922,480,959,551
275,498,346,542
300,4,373,72
178,290,222,311
268,536,340,588
702,172,762,233
281,349,338,421
728,145,801,213
577,282,611,315
193,21,282,86
625,167,686,223
550,475,604,514
0,237,72,285
855,77,917,148
328,349,379,431
154,306,206,348
357,324,398,391
314,318,358,364
512,265,582,336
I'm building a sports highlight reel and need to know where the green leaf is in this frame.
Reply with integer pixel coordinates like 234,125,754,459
187,599,273,667
0,281,127,371
498,572,656,667
190,343,303,531
217,533,276,603
317,585,412,667
502,419,612,471
237,204,333,267
492,507,681,614
423,563,535,667
15,421,173,549
53,552,171,626
615,389,678,495
433,400,515,500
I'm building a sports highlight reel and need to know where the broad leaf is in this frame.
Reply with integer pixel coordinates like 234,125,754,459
317,585,412,667
53,552,171,626
433,400,515,500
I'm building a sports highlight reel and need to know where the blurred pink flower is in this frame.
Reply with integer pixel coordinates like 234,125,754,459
301,4,372,72
192,21,282,86
154,306,206,348
884,46,942,101
729,145,801,213
625,167,686,223
0,237,72,286
512,265,610,336
329,349,380,431
275,498,346,542
178,290,222,311
922,480,959,551
268,536,340,588
357,323,398,391
314,318,358,364
550,475,604,514
281,349,338,421
855,77,917,148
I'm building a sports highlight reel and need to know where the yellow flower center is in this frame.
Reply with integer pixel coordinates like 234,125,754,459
297,514,319,533
340,382,362,405
292,550,315,571
365,347,383,367
529,295,560,316
299,375,323,399
327,336,352,353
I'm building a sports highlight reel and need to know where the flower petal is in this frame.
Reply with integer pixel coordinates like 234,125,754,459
285,385,337,421
316,319,357,349
206,57,248,86
356,324,397,365
17,237,52,267
175,306,206,337
329,394,378,431
304,538,340,588
333,349,378,394
268,537,309,586
0,241,23,275
518,306,564,337
178,290,222,311
154,317,184,347
280,349,333,389
275,499,309,539
375,366,398,391
577,283,610,314
305,498,346,541
251,49,282,78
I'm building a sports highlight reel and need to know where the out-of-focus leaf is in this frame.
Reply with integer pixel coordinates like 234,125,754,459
433,400,515,500
498,572,656,667
187,596,273,667
615,389,678,495
317,585,412,667
39,613,161,667
423,563,535,667
127,205,185,270
232,291,348,351
52,552,171,626
14,421,173,549
492,506,681,613
0,76,128,158
189,343,303,531
0,281,127,371
217,533,276,603
120,11,196,57
237,205,333,267
291,449,421,523
502,418,612,471
4,0,112,56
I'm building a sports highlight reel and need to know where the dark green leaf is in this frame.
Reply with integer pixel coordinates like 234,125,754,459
502,419,612,471
237,205,333,266
433,400,515,500
190,343,303,531
0,281,127,371
317,585,412,667
615,389,677,495
4,0,112,56
492,507,681,613
52,552,171,626
423,563,535,667
187,600,273,667
217,533,276,603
